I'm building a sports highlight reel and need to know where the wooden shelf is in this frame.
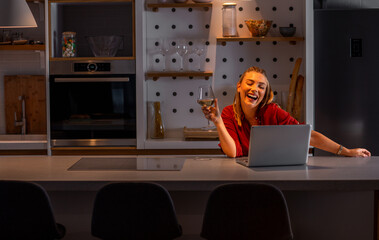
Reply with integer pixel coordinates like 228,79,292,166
146,71,213,80
49,56,135,61
217,36,305,45
48,0,133,2
147,2,212,12
0,44,45,51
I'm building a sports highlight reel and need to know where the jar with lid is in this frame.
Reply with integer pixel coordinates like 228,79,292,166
62,32,76,57
222,3,237,37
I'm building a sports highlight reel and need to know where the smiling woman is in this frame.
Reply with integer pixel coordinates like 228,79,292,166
201,66,371,158
233,66,273,127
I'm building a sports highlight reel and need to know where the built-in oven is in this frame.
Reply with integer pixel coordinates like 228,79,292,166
49,60,136,147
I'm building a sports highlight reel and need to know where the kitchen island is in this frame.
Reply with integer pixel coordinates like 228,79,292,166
0,155,378,240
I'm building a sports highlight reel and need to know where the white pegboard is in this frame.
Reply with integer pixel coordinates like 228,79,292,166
144,0,306,141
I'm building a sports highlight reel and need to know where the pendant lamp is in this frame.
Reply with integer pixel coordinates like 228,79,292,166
0,0,37,28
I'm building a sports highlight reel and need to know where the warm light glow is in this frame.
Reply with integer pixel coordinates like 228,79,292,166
0,0,37,28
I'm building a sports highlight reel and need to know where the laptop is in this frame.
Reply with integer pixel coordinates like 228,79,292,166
236,124,311,167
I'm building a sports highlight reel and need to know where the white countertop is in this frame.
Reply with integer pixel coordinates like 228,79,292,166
1,155,379,191
0,135,47,150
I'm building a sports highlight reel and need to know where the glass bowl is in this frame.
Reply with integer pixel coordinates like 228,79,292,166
244,20,273,37
86,35,123,57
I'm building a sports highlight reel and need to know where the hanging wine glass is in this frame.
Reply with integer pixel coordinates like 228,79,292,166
157,39,170,71
175,40,188,71
194,45,204,71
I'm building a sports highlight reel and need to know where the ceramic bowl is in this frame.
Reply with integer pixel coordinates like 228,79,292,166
279,27,296,37
245,20,273,37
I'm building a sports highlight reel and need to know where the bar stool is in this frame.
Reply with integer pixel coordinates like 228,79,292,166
0,180,66,240
201,182,293,240
91,182,182,240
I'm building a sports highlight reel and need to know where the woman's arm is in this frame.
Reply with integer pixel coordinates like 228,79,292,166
201,99,237,157
310,130,371,157
214,117,237,157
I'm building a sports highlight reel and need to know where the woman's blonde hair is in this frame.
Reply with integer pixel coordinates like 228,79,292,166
233,66,274,126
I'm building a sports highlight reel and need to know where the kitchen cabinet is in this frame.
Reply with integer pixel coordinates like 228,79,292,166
0,0,47,152
4,75,47,135
48,0,135,60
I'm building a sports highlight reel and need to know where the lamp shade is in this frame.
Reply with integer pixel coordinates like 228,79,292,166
0,0,37,28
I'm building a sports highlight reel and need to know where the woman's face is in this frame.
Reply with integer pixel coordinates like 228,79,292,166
237,71,268,110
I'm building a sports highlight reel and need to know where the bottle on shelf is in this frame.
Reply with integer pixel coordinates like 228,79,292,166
150,101,165,139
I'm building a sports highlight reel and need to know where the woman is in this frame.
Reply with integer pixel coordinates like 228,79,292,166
201,66,371,158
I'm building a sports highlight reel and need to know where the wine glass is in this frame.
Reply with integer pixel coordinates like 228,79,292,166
176,41,188,71
193,40,205,71
197,85,215,130
156,39,170,71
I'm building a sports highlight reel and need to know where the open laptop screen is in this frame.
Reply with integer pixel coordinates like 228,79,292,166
238,124,311,167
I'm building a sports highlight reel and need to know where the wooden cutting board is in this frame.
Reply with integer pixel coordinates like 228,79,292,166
4,75,46,134
183,127,219,141
292,75,304,121
286,58,302,115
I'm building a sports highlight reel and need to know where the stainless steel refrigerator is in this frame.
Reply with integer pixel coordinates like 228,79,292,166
314,9,379,156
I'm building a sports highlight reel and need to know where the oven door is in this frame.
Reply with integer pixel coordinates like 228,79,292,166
49,74,136,147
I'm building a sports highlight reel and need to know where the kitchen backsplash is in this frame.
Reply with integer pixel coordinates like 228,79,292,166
145,0,305,131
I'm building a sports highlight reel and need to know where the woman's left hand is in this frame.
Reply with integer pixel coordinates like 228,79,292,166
345,148,371,157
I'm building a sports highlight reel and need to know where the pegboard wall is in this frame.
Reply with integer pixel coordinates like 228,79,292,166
145,0,305,138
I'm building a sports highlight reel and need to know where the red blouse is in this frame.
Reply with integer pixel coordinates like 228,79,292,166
220,103,300,157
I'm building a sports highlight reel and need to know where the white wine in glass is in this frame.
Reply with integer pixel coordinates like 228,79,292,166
197,99,214,107
197,85,215,130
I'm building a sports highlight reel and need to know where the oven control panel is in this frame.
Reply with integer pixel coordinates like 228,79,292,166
74,62,111,72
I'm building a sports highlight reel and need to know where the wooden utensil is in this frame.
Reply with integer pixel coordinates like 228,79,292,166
292,75,304,121
286,58,302,115
4,75,46,134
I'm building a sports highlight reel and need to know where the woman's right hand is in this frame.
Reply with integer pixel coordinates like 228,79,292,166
201,98,221,124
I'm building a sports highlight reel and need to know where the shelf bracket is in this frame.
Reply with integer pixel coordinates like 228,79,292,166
152,7,159,12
